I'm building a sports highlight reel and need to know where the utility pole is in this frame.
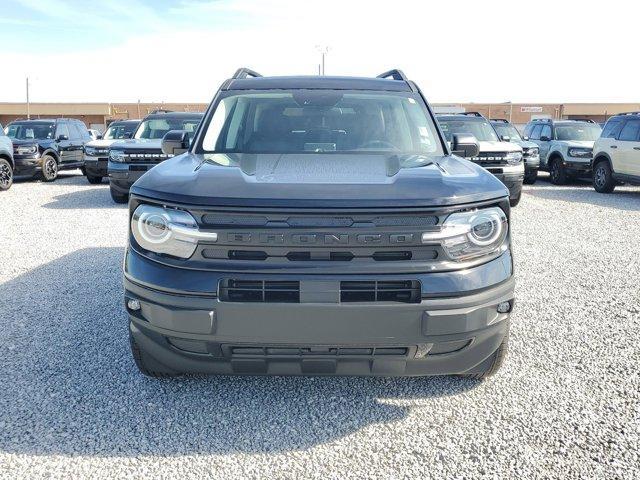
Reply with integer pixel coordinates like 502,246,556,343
315,45,329,75
26,77,30,119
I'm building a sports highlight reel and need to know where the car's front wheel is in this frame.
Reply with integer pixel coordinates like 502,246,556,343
523,170,537,185
40,154,58,182
462,328,509,380
86,174,103,184
129,331,178,378
109,183,128,203
549,158,567,185
592,160,616,193
0,158,13,191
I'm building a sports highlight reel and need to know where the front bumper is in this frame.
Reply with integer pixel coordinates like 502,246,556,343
124,248,515,376
487,164,524,201
108,161,155,193
84,156,108,176
563,157,592,174
523,154,540,174
13,153,42,176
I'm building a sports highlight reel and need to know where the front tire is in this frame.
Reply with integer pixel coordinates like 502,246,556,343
549,158,567,185
592,160,616,193
523,170,537,185
0,158,13,190
462,329,509,380
109,183,128,203
129,332,178,378
86,174,103,184
40,154,58,182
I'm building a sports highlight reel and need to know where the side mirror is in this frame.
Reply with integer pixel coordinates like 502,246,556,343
162,130,190,156
501,135,511,142
522,136,529,141
56,134,69,142
451,133,480,158
540,135,551,142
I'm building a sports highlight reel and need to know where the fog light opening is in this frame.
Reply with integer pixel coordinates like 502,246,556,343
127,298,141,311
497,301,511,314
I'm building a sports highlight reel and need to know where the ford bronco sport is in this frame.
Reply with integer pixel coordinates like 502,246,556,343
490,119,540,184
107,112,203,203
6,118,91,182
591,112,640,193
523,118,602,185
83,119,140,184
125,68,515,379
436,113,524,206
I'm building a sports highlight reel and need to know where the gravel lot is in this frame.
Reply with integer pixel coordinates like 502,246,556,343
0,172,639,479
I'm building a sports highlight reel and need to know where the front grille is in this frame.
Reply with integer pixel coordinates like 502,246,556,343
200,214,438,229
205,249,435,262
220,279,300,303
340,280,421,303
470,152,509,166
228,345,409,357
121,152,174,163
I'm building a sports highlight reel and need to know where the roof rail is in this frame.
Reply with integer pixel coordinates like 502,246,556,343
490,118,510,123
232,68,263,79
149,109,173,114
531,118,553,123
568,118,596,123
615,111,640,116
377,69,409,82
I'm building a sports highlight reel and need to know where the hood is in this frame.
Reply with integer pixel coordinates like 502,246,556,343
557,140,595,149
514,140,538,149
131,153,509,208
86,139,119,148
110,138,162,151
478,141,522,153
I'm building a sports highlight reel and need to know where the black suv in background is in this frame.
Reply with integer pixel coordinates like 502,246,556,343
107,112,203,203
125,68,515,380
83,119,140,184
0,123,14,190
5,118,91,181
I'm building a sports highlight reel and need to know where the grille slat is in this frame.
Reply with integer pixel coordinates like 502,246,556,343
221,280,300,303
340,280,421,304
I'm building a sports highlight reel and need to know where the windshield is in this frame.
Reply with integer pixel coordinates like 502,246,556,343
6,122,55,140
555,124,602,141
104,122,137,140
437,118,499,142
492,124,522,141
200,91,443,155
134,117,201,140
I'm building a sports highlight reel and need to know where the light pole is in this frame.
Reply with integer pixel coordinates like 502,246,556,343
315,45,329,75
26,77,30,119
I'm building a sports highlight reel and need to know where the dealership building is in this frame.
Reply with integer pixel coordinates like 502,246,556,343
1,101,639,132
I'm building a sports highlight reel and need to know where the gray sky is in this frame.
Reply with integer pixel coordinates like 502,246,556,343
0,0,636,104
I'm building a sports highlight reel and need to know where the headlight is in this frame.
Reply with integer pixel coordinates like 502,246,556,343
17,144,37,155
131,204,218,259
421,207,508,261
568,148,592,158
109,150,126,162
526,147,539,156
85,146,98,156
505,151,523,165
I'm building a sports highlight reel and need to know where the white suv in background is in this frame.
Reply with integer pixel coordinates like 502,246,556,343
592,112,640,193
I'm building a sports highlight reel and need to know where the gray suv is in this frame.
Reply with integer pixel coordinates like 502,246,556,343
523,119,602,185
0,123,13,190
490,119,540,184
124,68,514,380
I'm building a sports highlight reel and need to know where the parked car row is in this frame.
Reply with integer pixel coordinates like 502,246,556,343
0,112,204,200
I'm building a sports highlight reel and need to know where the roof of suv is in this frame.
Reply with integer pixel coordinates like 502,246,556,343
528,118,597,125
224,75,414,92
142,112,204,120
436,114,488,122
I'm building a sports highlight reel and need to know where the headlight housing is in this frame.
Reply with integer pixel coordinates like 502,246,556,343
505,151,523,165
526,147,539,156
421,207,508,261
568,148,592,158
131,204,218,259
17,144,37,155
109,150,126,162
85,146,98,156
